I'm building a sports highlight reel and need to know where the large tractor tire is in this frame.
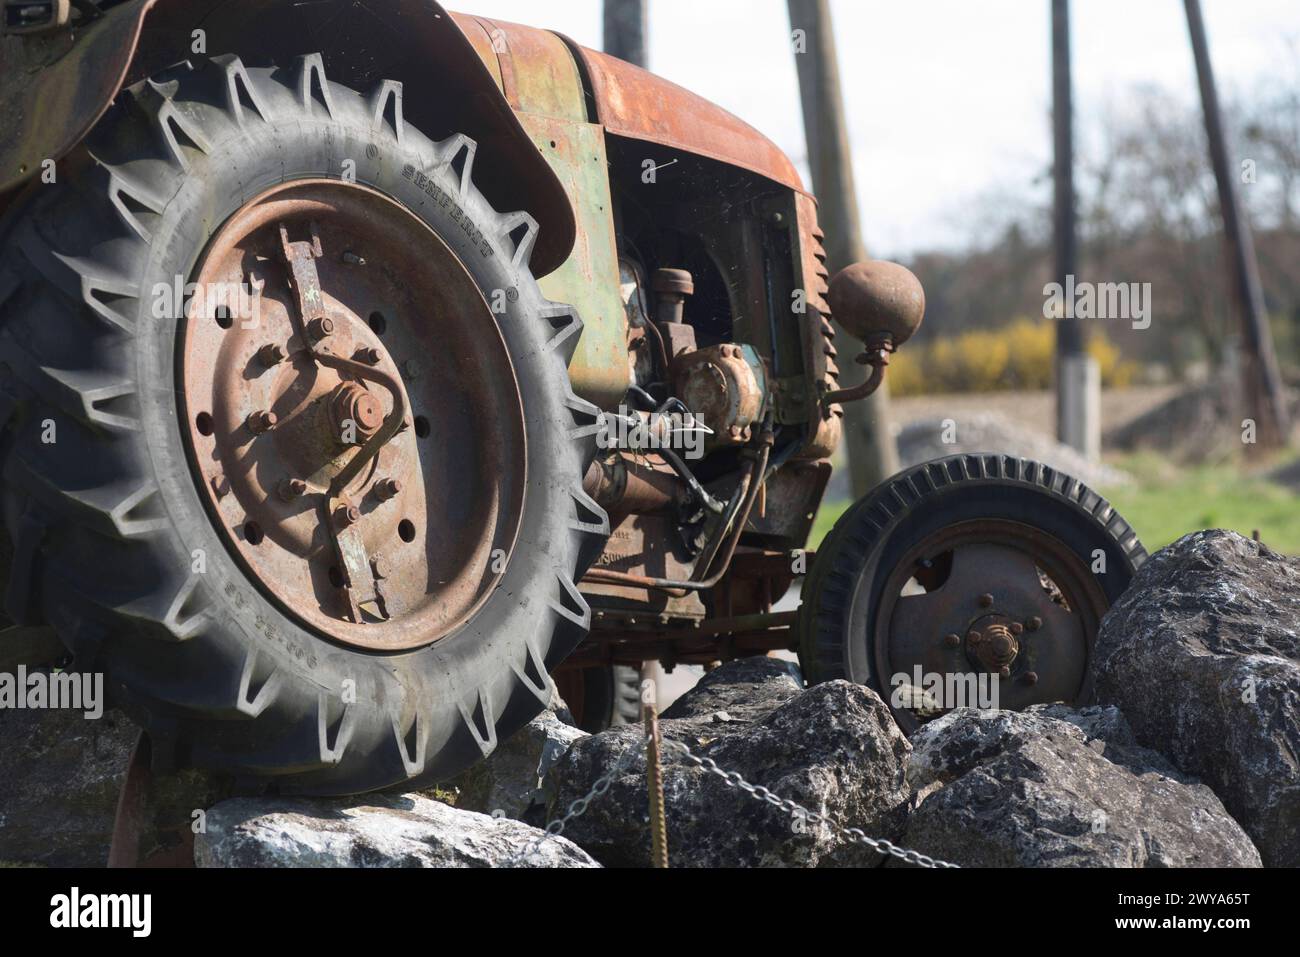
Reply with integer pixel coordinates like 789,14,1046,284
799,454,1144,732
0,54,607,794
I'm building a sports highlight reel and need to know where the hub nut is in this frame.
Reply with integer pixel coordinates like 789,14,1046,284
308,316,335,341
334,504,361,529
353,346,382,365
374,478,402,502
246,410,277,434
278,478,307,501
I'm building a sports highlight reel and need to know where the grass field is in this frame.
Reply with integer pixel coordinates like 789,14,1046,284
809,451,1300,556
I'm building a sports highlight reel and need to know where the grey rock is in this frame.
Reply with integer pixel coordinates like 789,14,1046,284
448,708,587,825
0,703,137,867
902,707,1261,868
660,655,803,722
1095,529,1300,866
195,794,598,868
549,658,910,868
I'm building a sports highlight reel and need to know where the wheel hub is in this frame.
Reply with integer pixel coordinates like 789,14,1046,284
179,180,527,651
877,520,1109,730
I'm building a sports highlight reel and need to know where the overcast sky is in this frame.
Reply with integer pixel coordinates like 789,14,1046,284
455,1,1297,257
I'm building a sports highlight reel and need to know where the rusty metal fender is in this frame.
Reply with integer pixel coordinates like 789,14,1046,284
0,0,576,276
569,44,807,195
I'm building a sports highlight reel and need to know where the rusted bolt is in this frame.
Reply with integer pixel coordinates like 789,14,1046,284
978,593,994,608
1009,621,1024,636
210,473,230,499
998,665,1011,678
1023,671,1039,686
278,477,307,502
257,343,286,368
333,504,361,529
374,478,402,502
967,629,982,644
353,346,382,365
341,251,367,265
308,316,335,341
1027,616,1043,631
944,633,962,648
246,410,277,435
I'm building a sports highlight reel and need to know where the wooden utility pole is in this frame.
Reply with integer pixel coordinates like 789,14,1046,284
1052,0,1100,460
788,0,900,495
1185,0,1290,449
604,0,648,68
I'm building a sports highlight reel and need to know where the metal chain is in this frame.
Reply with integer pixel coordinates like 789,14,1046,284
662,738,960,869
512,733,651,865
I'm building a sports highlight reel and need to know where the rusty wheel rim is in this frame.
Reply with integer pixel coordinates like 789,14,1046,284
873,519,1108,732
179,180,526,651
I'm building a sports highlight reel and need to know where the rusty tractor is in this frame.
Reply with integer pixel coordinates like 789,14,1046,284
0,0,1144,792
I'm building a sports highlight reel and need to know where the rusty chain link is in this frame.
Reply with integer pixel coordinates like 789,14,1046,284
516,704,957,869
661,738,960,869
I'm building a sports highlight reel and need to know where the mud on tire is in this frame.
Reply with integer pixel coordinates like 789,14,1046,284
0,54,608,794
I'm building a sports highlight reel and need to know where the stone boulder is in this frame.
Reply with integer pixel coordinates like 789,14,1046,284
547,657,912,867
195,794,597,868
447,707,587,826
1095,530,1300,866
902,706,1261,867
0,704,137,866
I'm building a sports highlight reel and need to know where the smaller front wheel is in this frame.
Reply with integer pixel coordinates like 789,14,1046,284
798,454,1144,732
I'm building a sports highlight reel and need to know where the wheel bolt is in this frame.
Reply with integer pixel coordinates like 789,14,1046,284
334,504,361,529
1009,622,1024,636
308,316,335,341
1023,671,1039,686
353,346,382,365
1027,616,1043,631
944,633,961,648
257,343,286,368
978,593,994,608
374,478,402,502
998,665,1011,678
246,410,277,434
278,478,307,501
967,629,982,644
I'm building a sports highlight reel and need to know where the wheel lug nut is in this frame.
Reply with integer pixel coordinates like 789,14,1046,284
257,343,286,368
334,504,361,529
278,478,307,501
944,633,962,648
246,410,277,434
1023,671,1039,686
967,630,982,644
998,665,1011,678
1009,622,1024,635
374,478,402,501
353,346,382,365
1027,616,1043,631
308,316,335,341
978,593,994,608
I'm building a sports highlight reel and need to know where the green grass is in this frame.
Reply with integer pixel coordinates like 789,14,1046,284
808,451,1300,556
1101,453,1300,554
